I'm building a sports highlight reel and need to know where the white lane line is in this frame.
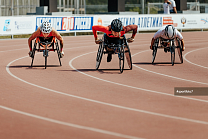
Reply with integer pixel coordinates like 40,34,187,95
0,105,142,139
184,47,208,69
69,51,208,124
69,51,208,103
0,45,95,53
132,50,208,85
6,52,208,125
0,48,28,53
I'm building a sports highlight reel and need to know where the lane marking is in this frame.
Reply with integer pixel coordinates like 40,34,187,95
68,51,208,124
0,105,142,139
132,50,208,85
0,48,28,53
5,52,208,125
184,47,208,69
70,50,208,103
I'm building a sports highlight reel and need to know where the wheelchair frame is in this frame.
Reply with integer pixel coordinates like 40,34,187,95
152,37,183,66
95,34,132,73
30,36,62,69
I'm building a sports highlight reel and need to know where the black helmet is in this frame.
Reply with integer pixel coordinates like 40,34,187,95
111,19,123,32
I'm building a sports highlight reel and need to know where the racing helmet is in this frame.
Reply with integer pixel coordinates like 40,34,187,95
41,21,52,33
165,25,175,39
111,19,123,32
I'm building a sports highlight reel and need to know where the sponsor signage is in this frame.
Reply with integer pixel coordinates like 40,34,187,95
36,17,93,32
0,14,208,35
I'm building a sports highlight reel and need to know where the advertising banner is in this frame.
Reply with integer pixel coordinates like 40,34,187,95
36,16,94,32
13,17,36,34
0,17,12,35
93,14,208,31
0,17,36,35
0,14,208,36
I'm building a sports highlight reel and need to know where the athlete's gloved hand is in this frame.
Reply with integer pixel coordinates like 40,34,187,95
127,37,134,43
28,51,33,57
60,51,64,58
150,45,153,50
95,39,102,44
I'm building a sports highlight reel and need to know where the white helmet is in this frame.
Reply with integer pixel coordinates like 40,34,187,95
41,21,52,33
165,25,175,39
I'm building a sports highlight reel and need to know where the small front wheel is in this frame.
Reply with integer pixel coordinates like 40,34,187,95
170,46,175,66
119,45,125,73
44,47,48,69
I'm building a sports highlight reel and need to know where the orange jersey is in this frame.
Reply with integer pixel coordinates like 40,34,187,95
92,25,138,39
28,27,63,49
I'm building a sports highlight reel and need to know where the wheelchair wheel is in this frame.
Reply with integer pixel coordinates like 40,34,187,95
124,44,132,70
170,46,175,66
56,41,62,66
119,45,125,73
44,48,47,69
177,39,183,63
96,41,104,70
152,38,159,64
31,42,37,67
152,46,157,64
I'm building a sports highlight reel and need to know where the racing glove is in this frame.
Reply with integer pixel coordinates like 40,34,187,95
60,51,64,58
95,39,102,44
28,51,33,57
127,37,134,43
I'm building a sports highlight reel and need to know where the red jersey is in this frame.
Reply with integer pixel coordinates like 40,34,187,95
92,25,138,39
39,31,53,38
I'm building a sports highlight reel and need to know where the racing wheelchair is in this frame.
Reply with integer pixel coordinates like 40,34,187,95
30,36,62,69
152,37,183,66
96,34,132,73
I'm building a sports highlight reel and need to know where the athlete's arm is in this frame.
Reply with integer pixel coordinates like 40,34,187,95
150,30,161,49
181,39,185,51
51,28,64,52
150,38,155,50
92,25,109,40
28,27,41,51
175,30,184,51
124,25,138,39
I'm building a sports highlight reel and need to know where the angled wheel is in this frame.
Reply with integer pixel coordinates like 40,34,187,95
152,46,157,64
170,46,175,66
119,45,125,73
96,41,104,70
177,39,183,63
152,38,159,64
56,41,62,66
124,43,132,70
31,42,37,67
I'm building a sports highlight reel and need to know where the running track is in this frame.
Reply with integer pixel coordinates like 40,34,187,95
0,32,208,139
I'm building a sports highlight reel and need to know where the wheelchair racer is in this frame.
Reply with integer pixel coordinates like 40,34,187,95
28,21,64,57
150,25,185,52
92,19,138,62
